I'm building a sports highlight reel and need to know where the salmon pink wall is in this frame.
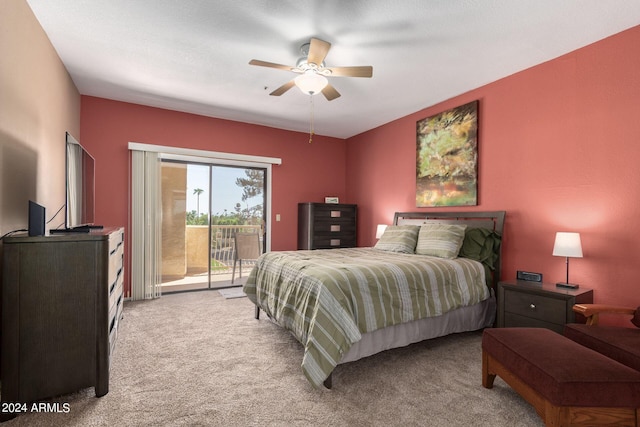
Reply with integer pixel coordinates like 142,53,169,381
346,25,640,325
80,97,347,296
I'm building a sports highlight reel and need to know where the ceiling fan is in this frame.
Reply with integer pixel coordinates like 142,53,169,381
249,38,373,101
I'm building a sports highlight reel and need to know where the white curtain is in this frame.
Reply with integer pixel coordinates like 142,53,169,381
130,149,162,300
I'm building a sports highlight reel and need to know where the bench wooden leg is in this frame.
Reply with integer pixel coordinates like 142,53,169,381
483,350,547,421
482,349,496,388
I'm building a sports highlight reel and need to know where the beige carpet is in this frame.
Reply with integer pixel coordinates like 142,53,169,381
3,291,542,426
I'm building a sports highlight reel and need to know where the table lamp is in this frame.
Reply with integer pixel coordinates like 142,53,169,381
552,232,583,289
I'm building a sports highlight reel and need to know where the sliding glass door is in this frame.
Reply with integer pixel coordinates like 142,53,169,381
160,161,266,293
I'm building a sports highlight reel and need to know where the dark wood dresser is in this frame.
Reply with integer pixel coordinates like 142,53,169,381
497,280,593,334
1,227,124,420
298,203,357,249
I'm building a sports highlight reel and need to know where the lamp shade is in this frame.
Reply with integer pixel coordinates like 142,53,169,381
552,232,583,258
376,224,388,239
295,71,328,95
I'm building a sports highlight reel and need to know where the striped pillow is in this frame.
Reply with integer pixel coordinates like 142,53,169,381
416,224,467,258
374,225,420,253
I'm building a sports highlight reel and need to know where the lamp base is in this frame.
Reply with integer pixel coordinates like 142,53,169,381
556,282,579,290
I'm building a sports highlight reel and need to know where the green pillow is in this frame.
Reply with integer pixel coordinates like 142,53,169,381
458,227,502,270
374,225,420,253
415,224,467,259
458,227,502,288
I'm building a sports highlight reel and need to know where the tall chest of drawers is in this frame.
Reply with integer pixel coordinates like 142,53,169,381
298,203,357,249
1,227,124,420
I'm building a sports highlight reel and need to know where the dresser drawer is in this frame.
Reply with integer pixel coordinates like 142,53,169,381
310,205,356,221
503,312,565,334
108,229,124,253
108,237,124,281
109,267,124,313
108,288,123,363
310,221,356,234
312,236,357,249
503,289,567,325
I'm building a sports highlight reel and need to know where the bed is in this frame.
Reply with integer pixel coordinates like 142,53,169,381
243,211,505,388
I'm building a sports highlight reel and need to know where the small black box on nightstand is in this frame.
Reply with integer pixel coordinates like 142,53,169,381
516,270,543,282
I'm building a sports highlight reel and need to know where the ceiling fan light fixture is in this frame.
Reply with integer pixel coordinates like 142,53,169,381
250,37,370,101
295,71,328,95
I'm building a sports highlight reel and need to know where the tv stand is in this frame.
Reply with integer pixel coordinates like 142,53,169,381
1,228,124,421
50,224,104,234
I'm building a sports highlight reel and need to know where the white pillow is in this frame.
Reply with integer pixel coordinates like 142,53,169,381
374,225,420,253
415,224,467,258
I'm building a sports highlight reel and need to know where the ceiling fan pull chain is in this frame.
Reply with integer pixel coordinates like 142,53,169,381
309,95,315,143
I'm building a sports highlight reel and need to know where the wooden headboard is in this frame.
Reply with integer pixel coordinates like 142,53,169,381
393,211,506,289
393,210,505,233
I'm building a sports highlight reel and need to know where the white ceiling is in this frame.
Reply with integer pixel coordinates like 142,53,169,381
26,0,640,139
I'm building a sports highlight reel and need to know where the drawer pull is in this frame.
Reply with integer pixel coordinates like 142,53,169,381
330,210,341,218
330,225,341,232
529,303,536,310
330,239,341,246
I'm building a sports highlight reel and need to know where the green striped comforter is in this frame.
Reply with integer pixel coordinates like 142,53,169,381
243,247,488,388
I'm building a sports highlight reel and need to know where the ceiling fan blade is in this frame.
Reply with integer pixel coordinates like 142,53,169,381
321,84,341,101
326,66,373,78
249,59,294,72
307,38,331,66
269,80,296,96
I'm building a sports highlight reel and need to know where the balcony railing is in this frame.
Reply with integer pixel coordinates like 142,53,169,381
181,224,262,276
209,224,262,275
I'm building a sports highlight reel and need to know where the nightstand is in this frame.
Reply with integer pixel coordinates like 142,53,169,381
497,280,593,334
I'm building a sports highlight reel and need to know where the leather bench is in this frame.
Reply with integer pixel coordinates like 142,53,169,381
482,327,640,426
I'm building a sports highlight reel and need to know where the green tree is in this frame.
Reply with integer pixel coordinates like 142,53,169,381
235,169,263,203
186,210,208,225
193,188,204,215
234,169,264,225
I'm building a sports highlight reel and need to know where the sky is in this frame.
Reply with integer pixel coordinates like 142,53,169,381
186,164,263,216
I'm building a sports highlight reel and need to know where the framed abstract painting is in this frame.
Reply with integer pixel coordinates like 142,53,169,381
416,100,478,207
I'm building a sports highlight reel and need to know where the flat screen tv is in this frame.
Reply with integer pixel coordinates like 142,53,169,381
62,132,97,230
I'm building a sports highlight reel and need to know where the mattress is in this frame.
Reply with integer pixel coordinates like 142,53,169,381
243,247,490,387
